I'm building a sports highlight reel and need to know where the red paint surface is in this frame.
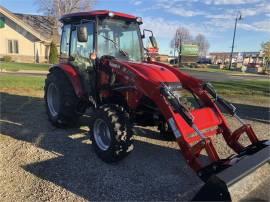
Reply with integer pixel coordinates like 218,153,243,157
57,64,84,97
61,10,137,22
124,61,180,83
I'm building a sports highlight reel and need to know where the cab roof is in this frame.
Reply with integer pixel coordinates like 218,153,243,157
60,10,138,23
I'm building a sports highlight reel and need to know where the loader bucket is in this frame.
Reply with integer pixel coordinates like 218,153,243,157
193,142,270,201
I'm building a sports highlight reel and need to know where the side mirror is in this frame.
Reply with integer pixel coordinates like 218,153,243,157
149,36,158,49
77,25,88,42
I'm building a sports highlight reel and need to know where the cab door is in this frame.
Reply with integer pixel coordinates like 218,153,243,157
59,24,71,63
69,22,95,96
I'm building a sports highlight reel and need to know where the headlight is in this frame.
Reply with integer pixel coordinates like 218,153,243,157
108,12,115,17
136,17,143,23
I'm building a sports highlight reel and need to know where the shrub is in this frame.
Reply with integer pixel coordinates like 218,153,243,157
202,64,208,68
3,55,12,62
241,65,247,72
189,63,196,68
49,41,58,64
197,64,207,68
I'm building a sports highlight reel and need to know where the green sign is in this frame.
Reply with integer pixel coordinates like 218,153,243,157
0,17,5,28
181,44,199,56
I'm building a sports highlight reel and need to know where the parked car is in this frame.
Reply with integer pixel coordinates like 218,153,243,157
197,58,212,64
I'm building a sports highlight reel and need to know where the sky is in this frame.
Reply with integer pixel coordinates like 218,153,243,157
0,0,269,55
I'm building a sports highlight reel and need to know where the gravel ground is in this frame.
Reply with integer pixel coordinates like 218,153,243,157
0,90,269,201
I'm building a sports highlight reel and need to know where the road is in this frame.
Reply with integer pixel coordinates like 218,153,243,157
1,68,269,82
181,69,269,81
0,72,46,77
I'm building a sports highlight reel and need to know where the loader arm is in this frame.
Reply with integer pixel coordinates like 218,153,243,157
146,62,270,201
149,61,261,150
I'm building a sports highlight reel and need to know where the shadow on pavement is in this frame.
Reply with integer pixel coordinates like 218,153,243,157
218,102,269,124
0,92,202,201
232,103,269,124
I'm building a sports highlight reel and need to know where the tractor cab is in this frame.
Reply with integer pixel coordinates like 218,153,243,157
60,10,156,64
59,10,157,96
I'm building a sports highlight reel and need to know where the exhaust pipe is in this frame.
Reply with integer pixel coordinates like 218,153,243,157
193,141,270,201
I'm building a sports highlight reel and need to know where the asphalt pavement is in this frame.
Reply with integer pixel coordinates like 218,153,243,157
181,69,269,81
1,68,269,82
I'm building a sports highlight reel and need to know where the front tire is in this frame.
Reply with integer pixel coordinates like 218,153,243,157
90,105,133,163
44,69,83,127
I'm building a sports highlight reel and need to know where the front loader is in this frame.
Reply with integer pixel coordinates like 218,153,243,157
44,10,269,201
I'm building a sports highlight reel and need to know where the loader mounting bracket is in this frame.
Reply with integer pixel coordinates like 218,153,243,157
198,140,269,182
194,140,270,201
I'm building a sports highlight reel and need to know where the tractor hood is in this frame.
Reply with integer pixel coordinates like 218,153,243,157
123,61,180,83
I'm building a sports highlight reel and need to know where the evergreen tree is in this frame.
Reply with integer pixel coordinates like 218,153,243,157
49,41,58,64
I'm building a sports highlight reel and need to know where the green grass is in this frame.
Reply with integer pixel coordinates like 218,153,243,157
0,75,269,101
0,75,45,90
0,62,50,71
212,80,270,97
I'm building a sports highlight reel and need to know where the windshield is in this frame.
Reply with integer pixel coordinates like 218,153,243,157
97,18,143,61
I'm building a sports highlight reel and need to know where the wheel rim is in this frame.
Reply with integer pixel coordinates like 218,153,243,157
47,82,60,117
93,119,111,151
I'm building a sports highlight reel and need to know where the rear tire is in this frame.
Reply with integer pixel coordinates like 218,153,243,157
44,69,83,127
89,105,133,163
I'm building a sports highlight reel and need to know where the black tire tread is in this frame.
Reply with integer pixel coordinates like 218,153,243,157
44,69,81,127
90,104,133,163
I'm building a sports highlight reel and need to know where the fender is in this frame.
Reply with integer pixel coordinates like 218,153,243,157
49,64,85,98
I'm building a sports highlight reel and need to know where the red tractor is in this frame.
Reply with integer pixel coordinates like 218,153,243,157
44,10,269,201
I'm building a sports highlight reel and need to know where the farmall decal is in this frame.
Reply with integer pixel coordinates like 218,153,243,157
109,61,136,81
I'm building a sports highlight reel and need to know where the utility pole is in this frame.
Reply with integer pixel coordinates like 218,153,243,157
177,38,181,67
229,11,242,70
173,33,177,65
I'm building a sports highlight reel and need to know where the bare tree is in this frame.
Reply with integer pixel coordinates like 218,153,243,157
36,0,96,38
194,33,209,57
170,27,193,51
170,27,193,64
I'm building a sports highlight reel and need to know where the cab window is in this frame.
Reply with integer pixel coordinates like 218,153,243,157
70,22,94,59
60,24,71,57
